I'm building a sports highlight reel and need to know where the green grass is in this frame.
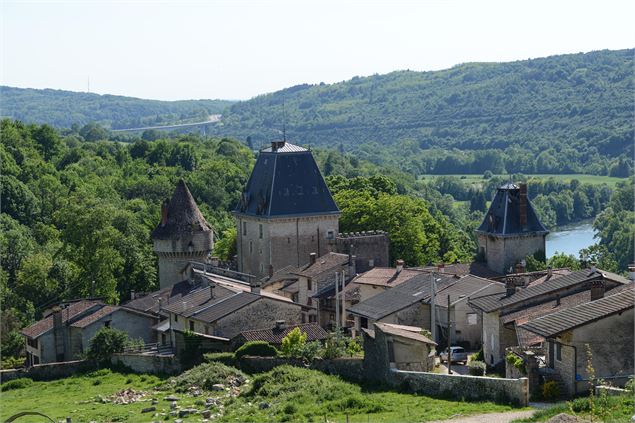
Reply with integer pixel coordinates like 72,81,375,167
512,395,634,422
421,174,626,188
219,365,522,422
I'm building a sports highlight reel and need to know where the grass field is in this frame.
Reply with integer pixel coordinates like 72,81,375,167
512,394,634,422
420,174,627,188
0,365,526,423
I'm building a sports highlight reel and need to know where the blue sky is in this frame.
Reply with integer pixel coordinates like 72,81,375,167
2,0,633,100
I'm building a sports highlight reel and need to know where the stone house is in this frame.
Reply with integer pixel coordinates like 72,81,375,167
234,140,340,280
475,182,549,275
363,322,436,372
468,268,630,366
22,300,157,365
231,321,329,349
520,285,634,396
152,180,214,289
350,261,423,303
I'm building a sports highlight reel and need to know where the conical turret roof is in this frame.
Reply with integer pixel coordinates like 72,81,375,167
152,180,212,240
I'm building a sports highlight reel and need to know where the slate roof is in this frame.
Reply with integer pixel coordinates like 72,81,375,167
151,179,212,240
234,141,340,218
21,301,102,339
476,183,548,236
187,292,261,323
161,285,229,315
416,262,503,279
292,253,349,278
348,273,456,320
70,305,119,328
374,322,437,345
234,323,328,345
433,275,505,307
468,269,623,313
124,280,212,314
519,284,635,337
352,267,423,287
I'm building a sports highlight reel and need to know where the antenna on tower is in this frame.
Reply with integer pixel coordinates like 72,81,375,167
282,98,287,142
87,76,90,93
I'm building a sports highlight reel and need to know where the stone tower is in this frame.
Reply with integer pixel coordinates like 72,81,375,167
152,180,213,289
234,140,340,279
475,182,549,274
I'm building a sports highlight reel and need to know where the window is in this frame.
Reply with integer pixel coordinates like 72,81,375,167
205,326,210,335
287,237,291,244
27,338,38,349
301,314,306,323
327,230,334,240
556,342,562,361
296,186,304,195
307,298,313,306
309,315,317,323
259,224,263,239
467,313,478,325
174,314,178,322
242,222,247,236
189,321,195,331
249,241,253,253
104,320,111,328
312,186,318,195
307,279,312,291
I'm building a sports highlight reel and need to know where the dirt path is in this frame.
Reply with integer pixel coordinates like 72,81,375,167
428,409,535,423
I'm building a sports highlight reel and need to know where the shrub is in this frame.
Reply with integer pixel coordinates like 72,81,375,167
505,352,526,374
0,356,25,370
1,377,33,391
280,328,307,358
235,341,278,360
542,380,560,401
204,352,236,366
469,349,484,362
87,327,129,364
321,333,347,359
346,339,363,357
468,360,486,376
300,341,321,362
164,361,247,392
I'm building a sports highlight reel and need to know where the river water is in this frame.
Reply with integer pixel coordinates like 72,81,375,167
545,220,596,258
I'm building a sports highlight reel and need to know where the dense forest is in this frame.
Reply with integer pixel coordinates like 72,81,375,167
212,49,633,176
0,86,233,129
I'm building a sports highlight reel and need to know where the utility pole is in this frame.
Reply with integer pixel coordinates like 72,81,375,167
335,272,340,331
447,294,452,375
341,271,346,330
430,274,437,343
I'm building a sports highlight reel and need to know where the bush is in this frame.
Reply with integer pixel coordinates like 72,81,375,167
204,352,236,366
468,360,486,376
542,380,561,401
280,328,307,358
321,333,347,359
469,349,484,363
1,377,33,391
164,361,247,393
505,352,526,374
300,341,321,362
0,356,25,370
87,327,129,364
235,341,278,360
346,339,363,357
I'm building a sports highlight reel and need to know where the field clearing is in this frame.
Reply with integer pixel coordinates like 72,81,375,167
420,174,626,188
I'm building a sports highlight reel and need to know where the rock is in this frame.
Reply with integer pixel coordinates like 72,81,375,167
151,398,158,405
174,420,183,423
202,410,211,418
164,395,180,401
211,383,225,391
546,414,591,423
169,411,178,417
141,406,156,413
170,401,178,409
259,402,270,409
178,409,198,418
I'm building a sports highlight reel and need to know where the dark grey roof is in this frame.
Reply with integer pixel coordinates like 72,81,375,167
520,285,634,337
416,262,503,280
189,292,260,323
468,269,625,313
292,253,349,278
348,273,456,320
234,141,339,218
476,183,548,236
434,275,505,307
124,280,208,314
161,285,235,315
234,323,328,345
152,180,212,240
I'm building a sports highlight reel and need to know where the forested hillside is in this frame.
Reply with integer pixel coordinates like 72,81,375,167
213,49,634,175
0,86,234,129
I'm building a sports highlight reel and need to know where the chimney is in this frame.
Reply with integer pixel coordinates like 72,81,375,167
395,259,404,274
515,259,526,274
209,284,215,299
309,252,317,265
555,294,561,306
268,264,274,278
160,199,169,226
210,256,219,267
519,183,528,228
590,278,605,301
271,141,278,151
505,278,517,297
130,290,135,300
629,264,635,281
158,298,164,311
438,263,445,273
547,265,553,279
275,320,287,330
251,281,261,295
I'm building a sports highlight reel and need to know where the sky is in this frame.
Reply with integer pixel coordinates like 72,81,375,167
2,0,634,101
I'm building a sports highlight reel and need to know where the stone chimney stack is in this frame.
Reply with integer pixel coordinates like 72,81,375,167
251,280,261,295
515,259,526,274
268,264,274,278
519,183,528,228
505,278,517,297
309,252,317,265
438,263,445,273
209,284,215,299
275,320,287,330
395,259,404,274
590,278,605,301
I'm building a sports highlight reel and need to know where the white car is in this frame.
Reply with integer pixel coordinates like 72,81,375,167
440,346,468,364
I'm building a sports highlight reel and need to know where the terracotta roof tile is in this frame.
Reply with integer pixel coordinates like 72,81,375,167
235,323,328,345
352,268,423,287
70,306,119,328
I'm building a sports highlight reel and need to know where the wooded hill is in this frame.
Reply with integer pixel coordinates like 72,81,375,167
0,86,234,130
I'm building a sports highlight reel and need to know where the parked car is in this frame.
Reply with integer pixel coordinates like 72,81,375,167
440,346,468,364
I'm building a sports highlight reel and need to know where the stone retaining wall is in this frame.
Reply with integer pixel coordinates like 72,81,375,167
0,360,96,383
111,353,182,375
238,356,365,383
390,369,529,406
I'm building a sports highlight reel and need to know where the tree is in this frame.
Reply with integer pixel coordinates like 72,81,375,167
87,327,129,364
280,327,307,358
79,122,109,142
548,252,581,270
32,124,61,160
214,227,237,261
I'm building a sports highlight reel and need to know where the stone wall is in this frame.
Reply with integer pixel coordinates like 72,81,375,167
0,360,96,382
111,353,182,375
237,356,365,383
390,369,529,406
478,233,545,275
332,231,390,273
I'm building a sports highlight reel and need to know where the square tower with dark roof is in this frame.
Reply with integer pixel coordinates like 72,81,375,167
475,182,549,274
234,140,340,279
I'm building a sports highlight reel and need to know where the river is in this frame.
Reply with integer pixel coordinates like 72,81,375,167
545,220,596,258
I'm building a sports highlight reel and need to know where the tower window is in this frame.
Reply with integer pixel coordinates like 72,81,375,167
242,222,247,236
307,279,312,291
249,241,253,253
259,224,263,239
327,230,334,239
189,321,195,331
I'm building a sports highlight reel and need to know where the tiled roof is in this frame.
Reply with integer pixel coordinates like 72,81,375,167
348,273,456,320
189,292,260,323
151,179,212,240
352,267,423,287
434,275,505,307
416,262,503,280
197,270,294,303
124,280,210,314
260,141,308,153
234,142,339,218
235,323,328,345
292,253,349,278
261,265,298,287
21,300,102,339
162,285,229,314
374,323,436,345
468,269,623,313
476,183,548,236
70,305,119,328
520,284,635,337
